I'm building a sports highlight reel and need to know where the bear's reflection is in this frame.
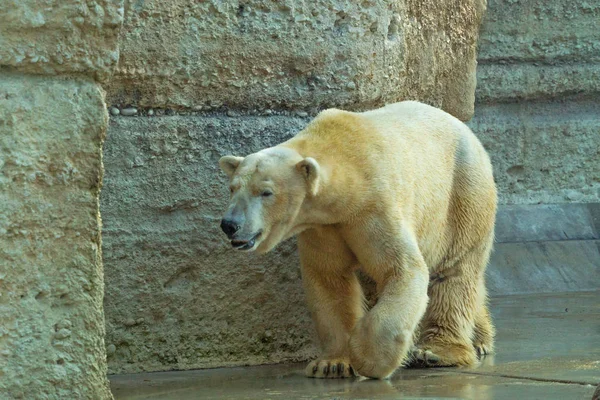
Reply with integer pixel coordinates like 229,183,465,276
299,357,496,400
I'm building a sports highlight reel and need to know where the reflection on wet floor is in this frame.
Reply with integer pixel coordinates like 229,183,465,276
110,290,600,399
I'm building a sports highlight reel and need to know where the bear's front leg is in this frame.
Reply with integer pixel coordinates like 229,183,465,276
298,229,365,379
344,222,429,379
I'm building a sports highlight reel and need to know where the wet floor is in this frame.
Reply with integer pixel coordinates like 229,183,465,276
110,290,600,399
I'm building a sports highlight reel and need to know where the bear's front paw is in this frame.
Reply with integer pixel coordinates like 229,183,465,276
305,358,355,379
349,314,409,379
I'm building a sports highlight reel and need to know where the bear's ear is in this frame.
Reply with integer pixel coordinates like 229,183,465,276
219,155,244,178
296,157,320,196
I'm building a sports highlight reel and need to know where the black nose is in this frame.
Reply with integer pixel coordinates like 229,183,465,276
220,219,240,237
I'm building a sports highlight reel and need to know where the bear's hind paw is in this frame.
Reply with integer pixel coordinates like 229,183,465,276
406,347,441,368
406,343,477,368
473,342,492,359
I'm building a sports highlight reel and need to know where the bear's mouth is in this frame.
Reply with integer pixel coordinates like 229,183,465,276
231,232,262,251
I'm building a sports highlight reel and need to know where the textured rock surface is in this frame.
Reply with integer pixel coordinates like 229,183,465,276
470,0,600,205
476,0,600,103
106,0,485,120
101,115,317,374
0,0,124,80
476,63,600,104
469,101,600,205
0,74,113,399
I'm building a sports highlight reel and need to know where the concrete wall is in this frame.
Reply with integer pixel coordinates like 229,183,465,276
106,0,485,121
0,0,122,398
100,0,488,374
468,0,600,204
101,116,314,373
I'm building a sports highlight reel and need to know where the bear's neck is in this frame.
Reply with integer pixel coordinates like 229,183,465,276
280,140,367,226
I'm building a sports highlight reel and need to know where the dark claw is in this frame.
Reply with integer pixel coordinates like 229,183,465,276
331,364,337,375
338,363,344,375
322,364,329,376
312,365,318,374
349,365,355,376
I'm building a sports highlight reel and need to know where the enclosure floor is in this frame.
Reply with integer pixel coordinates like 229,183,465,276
110,290,600,400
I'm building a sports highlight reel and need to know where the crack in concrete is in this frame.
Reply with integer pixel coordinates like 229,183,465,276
448,369,598,387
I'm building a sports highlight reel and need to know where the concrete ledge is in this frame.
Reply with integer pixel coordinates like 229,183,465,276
488,240,600,296
495,203,600,243
490,203,600,296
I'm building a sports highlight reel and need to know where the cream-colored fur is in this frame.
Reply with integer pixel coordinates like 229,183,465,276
219,101,497,379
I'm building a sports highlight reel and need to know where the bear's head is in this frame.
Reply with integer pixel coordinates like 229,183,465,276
218,146,321,254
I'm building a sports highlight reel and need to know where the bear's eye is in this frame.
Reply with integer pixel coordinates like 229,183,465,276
261,191,273,198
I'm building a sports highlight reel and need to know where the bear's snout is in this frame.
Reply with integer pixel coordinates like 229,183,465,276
220,218,241,238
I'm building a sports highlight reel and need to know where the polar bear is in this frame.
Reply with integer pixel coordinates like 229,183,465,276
218,101,497,379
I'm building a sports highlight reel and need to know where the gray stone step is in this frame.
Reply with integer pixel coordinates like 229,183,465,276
490,203,600,296
488,240,600,296
495,203,600,243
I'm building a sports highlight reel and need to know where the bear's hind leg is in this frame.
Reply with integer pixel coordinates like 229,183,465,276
410,241,492,368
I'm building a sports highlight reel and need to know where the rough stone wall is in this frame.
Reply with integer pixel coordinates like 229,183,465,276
101,0,488,374
101,116,316,373
0,1,123,398
107,0,485,121
467,0,600,204
0,0,123,80
0,74,113,399
475,0,599,103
